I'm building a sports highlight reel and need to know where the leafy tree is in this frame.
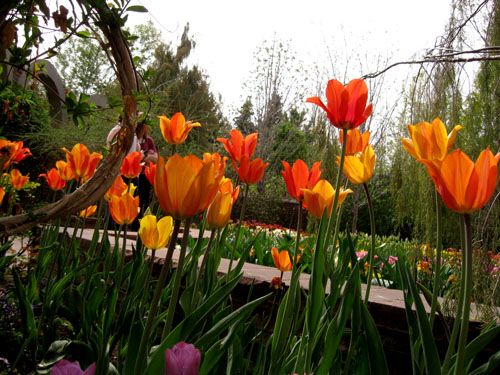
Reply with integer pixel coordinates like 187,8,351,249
55,31,112,94
55,20,162,94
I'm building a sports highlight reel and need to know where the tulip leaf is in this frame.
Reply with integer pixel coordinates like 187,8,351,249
123,311,144,375
195,292,271,350
306,209,329,333
401,262,442,375
360,301,389,374
270,268,300,372
315,262,359,373
12,268,36,337
144,275,243,375
468,350,500,375
461,324,500,372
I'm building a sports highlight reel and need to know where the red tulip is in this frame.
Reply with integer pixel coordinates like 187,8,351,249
120,151,143,178
216,129,259,163
281,159,322,202
145,161,156,186
232,156,268,185
307,78,372,130
39,168,66,191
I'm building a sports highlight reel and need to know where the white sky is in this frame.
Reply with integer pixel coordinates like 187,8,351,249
130,0,454,117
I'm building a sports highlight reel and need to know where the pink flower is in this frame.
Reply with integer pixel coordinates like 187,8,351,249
356,250,368,260
165,342,201,375
388,256,398,265
51,360,95,375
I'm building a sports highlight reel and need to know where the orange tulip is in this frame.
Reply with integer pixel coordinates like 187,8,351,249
203,152,227,176
0,140,31,169
144,161,156,186
108,192,140,225
271,247,299,272
56,160,75,181
281,159,322,202
9,141,31,164
154,154,223,220
302,180,352,219
120,151,143,178
216,129,259,163
105,175,135,201
207,179,240,229
39,168,66,191
232,156,268,185
420,148,500,214
339,129,371,155
0,187,4,204
340,145,376,184
401,118,463,166
139,215,173,250
5,169,29,190
79,205,97,218
307,78,373,130
158,112,201,145
62,143,102,182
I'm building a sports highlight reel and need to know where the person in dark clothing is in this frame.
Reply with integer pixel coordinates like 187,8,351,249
136,119,157,218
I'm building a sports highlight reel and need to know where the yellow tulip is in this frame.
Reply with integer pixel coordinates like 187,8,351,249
206,179,240,229
401,118,462,166
341,145,376,184
139,215,173,250
302,180,352,219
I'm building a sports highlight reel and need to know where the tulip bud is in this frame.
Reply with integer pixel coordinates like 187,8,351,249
164,342,201,375
51,359,95,375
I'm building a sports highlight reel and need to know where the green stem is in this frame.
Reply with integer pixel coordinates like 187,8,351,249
139,248,156,316
363,183,376,304
227,183,249,277
209,229,222,294
454,214,473,375
134,219,181,373
292,203,303,271
429,190,443,328
442,217,466,374
163,217,192,340
325,129,347,270
117,224,128,285
190,229,216,312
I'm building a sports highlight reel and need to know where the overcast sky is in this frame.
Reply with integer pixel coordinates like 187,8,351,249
130,0,454,116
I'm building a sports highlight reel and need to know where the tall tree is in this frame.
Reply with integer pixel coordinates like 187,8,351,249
234,97,256,134
148,24,227,156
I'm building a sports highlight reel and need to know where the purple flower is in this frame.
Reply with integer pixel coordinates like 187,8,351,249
164,342,201,375
51,360,95,375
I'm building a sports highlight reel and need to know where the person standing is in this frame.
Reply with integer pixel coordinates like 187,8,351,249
136,118,157,216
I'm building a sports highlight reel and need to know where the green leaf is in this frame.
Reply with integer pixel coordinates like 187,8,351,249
306,209,329,336
123,311,144,375
76,30,91,38
195,292,271,350
360,302,389,375
144,275,243,375
126,5,148,12
315,262,359,373
12,268,36,337
402,263,442,375
37,340,71,372
463,324,500,371
469,349,500,375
